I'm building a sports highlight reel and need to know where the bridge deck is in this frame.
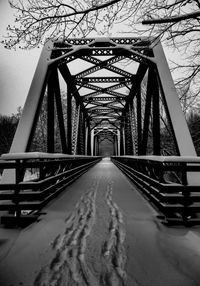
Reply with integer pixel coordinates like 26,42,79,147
0,158,200,285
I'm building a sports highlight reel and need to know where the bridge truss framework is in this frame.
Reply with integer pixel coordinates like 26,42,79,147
9,37,196,157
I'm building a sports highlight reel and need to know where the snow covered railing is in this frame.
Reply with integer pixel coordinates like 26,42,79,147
0,152,101,226
111,155,200,225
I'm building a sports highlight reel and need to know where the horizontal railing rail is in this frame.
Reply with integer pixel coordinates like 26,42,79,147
0,152,101,225
111,155,200,225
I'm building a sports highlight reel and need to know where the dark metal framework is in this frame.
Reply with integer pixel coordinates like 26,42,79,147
112,155,200,225
0,37,199,224
7,37,196,158
0,153,101,224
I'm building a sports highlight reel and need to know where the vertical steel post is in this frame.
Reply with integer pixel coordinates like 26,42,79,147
97,136,100,156
124,104,133,155
123,127,126,155
141,68,153,154
152,68,160,155
117,130,120,156
66,84,72,154
94,135,97,156
87,119,91,155
120,121,124,155
113,136,116,155
91,129,94,156
128,102,134,155
85,126,88,155
137,86,142,155
47,70,55,153
82,113,86,155
54,69,67,154
114,135,118,155
77,109,85,155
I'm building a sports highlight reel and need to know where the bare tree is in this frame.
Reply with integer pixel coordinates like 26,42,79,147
139,1,200,109
0,114,19,156
3,0,130,49
1,0,200,102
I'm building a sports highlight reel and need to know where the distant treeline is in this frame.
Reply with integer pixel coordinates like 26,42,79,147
0,107,22,156
1,108,200,156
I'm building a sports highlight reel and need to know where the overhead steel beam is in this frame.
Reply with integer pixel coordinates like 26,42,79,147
83,90,126,99
85,97,125,102
87,105,122,112
54,37,150,46
77,82,131,95
75,77,132,84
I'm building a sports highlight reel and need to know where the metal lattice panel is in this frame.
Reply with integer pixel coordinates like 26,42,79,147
75,77,131,84
75,55,133,79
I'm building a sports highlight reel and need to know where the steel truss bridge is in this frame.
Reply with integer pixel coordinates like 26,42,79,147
1,37,200,226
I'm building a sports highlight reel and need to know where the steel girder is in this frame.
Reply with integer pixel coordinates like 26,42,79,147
6,37,196,164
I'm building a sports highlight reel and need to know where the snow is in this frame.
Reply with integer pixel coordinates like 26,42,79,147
0,158,200,285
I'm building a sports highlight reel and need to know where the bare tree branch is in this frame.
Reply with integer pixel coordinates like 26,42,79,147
142,10,200,25
2,0,200,111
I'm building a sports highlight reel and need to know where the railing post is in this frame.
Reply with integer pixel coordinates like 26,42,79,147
181,162,190,224
14,160,23,222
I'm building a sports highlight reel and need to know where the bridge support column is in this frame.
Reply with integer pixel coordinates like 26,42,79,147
93,135,100,156
120,121,125,156
113,134,118,156
86,119,91,155
47,68,68,154
117,130,120,156
136,86,142,155
54,70,67,154
141,67,153,155
66,84,72,154
77,108,86,155
91,129,94,156
47,70,55,153
152,67,160,155
93,135,98,156
124,104,133,155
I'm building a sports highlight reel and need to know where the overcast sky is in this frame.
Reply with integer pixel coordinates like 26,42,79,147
0,0,184,116
0,0,41,115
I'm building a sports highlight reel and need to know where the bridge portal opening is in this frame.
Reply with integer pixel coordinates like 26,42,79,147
8,37,196,158
99,139,115,157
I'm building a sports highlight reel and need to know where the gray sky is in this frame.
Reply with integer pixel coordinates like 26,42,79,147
0,0,183,116
0,0,41,115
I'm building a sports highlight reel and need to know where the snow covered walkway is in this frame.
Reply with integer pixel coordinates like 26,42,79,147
0,157,200,286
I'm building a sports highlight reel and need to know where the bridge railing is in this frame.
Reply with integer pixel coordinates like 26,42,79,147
0,152,101,225
111,155,200,225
